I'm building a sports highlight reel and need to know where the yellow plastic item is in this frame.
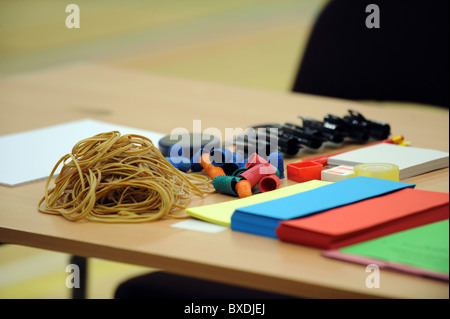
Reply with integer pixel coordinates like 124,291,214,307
354,163,400,181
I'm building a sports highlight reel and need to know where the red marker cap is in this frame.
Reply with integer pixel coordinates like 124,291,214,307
259,174,280,192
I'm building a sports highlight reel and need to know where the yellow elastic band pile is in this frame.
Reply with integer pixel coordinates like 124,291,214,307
38,131,213,222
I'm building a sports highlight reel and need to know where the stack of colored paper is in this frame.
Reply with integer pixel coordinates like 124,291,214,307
276,188,449,249
186,180,331,227
230,176,415,238
322,220,449,282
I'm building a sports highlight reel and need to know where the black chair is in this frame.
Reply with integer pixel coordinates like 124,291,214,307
114,271,298,299
293,0,449,108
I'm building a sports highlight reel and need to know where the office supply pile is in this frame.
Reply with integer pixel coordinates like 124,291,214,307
167,146,284,198
164,109,448,197
180,110,449,281
25,112,447,280
163,110,397,198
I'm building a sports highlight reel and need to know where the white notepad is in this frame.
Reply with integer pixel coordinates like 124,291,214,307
327,143,449,180
0,119,165,187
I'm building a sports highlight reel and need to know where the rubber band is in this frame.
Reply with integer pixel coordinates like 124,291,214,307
38,131,214,223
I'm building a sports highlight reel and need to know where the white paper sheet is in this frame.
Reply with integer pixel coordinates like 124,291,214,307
170,219,227,233
0,119,165,187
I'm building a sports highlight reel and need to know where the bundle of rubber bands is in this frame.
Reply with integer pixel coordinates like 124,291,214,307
38,131,214,222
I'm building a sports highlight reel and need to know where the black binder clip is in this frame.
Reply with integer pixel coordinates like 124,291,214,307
299,116,345,144
277,131,302,156
323,113,371,143
344,109,391,140
234,125,284,158
281,123,323,149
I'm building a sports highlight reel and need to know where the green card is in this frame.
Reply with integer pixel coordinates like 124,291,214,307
340,220,449,274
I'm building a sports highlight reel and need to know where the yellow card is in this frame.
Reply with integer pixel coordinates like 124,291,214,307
186,180,331,227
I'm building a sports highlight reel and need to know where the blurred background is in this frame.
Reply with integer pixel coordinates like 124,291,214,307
0,0,328,298
0,0,328,91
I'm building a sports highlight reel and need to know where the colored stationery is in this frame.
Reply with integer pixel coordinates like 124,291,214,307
231,176,415,238
186,180,331,227
327,143,449,179
276,188,449,249
0,119,164,187
322,220,449,282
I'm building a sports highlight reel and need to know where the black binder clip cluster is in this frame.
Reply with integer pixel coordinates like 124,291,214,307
234,109,391,158
321,109,391,143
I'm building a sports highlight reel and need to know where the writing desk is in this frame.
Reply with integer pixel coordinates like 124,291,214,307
0,63,448,299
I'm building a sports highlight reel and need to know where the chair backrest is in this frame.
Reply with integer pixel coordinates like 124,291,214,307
292,0,449,108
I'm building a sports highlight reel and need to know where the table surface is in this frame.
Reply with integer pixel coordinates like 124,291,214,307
0,63,448,299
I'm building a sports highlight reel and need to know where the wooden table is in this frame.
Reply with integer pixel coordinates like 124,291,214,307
0,63,448,299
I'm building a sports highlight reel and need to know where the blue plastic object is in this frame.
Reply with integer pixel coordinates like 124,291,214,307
166,156,191,172
191,148,207,172
268,152,285,178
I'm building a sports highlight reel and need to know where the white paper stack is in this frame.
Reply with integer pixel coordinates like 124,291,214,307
327,143,449,180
